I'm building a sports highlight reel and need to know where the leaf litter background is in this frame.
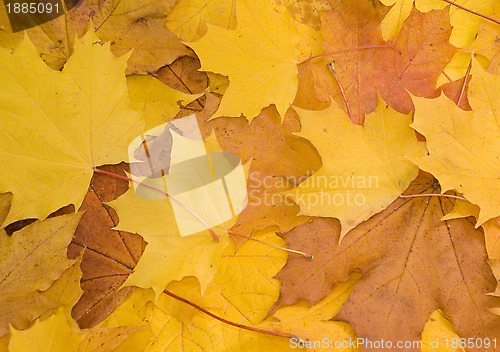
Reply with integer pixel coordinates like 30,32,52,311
1,0,500,351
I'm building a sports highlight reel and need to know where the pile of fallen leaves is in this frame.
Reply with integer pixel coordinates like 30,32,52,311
1,0,500,351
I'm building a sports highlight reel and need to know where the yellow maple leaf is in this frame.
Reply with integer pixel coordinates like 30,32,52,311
409,58,500,226
8,307,143,352
0,213,82,337
257,273,361,352
0,193,11,228
211,229,288,325
286,96,426,241
127,75,202,130
108,131,248,296
99,228,291,351
0,252,83,339
147,261,357,351
0,29,144,226
187,0,300,121
421,310,467,352
467,5,500,69
9,308,84,352
381,0,496,47
156,230,288,350
166,0,237,42
438,3,500,84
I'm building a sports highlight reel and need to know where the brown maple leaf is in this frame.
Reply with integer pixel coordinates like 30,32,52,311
196,94,321,236
68,164,146,328
275,172,500,351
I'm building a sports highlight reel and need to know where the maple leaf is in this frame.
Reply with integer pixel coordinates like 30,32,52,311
409,58,500,226
286,96,426,241
0,0,192,74
293,23,330,111
196,94,321,236
156,56,209,97
269,0,336,30
0,29,144,226
258,273,361,350
311,0,456,123
166,0,237,42
276,173,500,351
187,0,300,121
421,310,468,351
211,229,289,325
10,308,84,352
380,0,496,47
67,164,146,329
107,131,248,296
439,5,500,83
468,5,500,72
0,193,11,228
127,74,202,130
0,213,82,336
440,73,472,111
98,229,291,351
8,307,142,352
99,258,466,351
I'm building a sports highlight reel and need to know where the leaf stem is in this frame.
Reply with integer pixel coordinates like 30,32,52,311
457,60,472,107
92,168,219,242
442,0,500,26
163,289,304,342
399,193,467,200
297,45,402,65
442,71,453,82
227,230,313,259
334,74,353,123
94,169,314,258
